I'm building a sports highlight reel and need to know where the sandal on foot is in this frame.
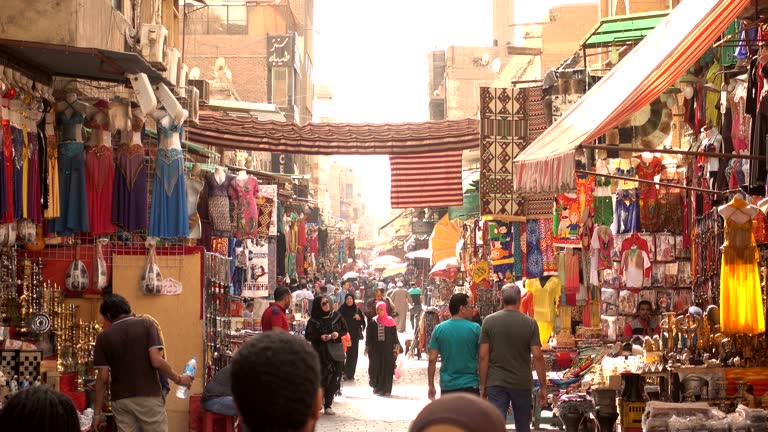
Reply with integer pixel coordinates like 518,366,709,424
324,408,336,415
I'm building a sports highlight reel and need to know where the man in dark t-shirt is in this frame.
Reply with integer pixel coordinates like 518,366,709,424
93,295,194,432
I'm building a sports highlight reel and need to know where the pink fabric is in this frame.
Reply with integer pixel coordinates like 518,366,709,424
375,301,396,327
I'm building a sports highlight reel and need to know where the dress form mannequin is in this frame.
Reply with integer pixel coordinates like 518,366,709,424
147,107,189,237
55,93,89,143
237,169,248,181
112,102,148,232
214,166,226,184
206,166,234,236
130,104,145,147
186,163,204,239
86,100,111,147
702,126,723,189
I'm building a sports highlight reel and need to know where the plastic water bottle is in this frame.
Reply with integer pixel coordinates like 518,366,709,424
175,356,196,399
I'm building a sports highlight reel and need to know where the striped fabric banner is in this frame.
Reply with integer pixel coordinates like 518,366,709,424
389,151,464,209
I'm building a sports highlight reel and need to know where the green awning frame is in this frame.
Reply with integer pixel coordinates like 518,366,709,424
581,11,670,49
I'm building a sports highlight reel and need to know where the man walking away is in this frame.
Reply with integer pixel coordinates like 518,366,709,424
427,293,480,399
407,282,423,330
231,331,323,432
93,295,193,432
479,284,547,432
389,282,410,332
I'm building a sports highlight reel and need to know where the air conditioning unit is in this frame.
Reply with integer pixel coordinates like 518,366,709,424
175,63,189,97
163,48,180,87
188,79,210,104
140,24,168,68
189,87,200,125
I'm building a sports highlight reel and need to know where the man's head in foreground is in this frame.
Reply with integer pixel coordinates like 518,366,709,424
232,331,322,432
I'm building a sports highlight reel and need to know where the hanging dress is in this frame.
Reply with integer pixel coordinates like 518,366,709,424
0,114,12,223
635,156,661,232
26,129,42,224
228,176,259,238
44,127,60,219
205,172,234,237
112,144,148,231
720,209,766,335
53,103,89,235
148,117,189,238
12,124,25,221
85,143,115,234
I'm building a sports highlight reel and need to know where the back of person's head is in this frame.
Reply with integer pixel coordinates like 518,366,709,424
232,332,321,432
274,287,291,302
448,293,470,315
245,301,254,309
99,294,132,321
410,393,506,432
319,285,329,294
501,283,521,306
0,386,80,432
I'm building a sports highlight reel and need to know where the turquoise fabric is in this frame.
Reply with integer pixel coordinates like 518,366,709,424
429,318,481,391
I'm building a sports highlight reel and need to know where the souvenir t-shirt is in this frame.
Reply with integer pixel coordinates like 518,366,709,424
621,247,651,288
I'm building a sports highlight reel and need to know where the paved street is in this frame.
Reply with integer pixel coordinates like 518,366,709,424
314,330,432,432
314,323,560,431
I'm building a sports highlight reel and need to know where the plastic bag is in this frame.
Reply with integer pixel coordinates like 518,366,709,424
341,333,351,351
95,239,109,291
394,354,405,380
141,246,163,295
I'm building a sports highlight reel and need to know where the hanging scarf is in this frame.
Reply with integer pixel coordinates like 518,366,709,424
374,301,396,328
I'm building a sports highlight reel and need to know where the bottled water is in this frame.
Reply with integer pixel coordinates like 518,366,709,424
175,356,196,399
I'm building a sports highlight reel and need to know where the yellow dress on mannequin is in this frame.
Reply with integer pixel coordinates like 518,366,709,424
719,198,765,335
526,276,562,347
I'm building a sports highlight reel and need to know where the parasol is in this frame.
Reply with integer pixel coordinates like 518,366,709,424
405,249,432,260
342,271,360,280
381,263,408,278
429,256,461,280
429,214,462,264
369,255,403,269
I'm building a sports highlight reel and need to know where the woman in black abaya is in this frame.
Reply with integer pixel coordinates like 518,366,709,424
365,301,402,396
305,294,348,415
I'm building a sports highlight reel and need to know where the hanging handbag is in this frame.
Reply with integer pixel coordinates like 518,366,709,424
65,255,89,293
327,341,346,363
141,246,163,295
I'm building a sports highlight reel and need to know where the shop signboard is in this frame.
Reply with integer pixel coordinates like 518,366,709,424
267,34,294,67
241,241,269,298
412,220,435,235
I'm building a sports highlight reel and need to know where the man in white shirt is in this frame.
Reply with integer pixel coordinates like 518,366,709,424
292,283,314,316
242,302,254,319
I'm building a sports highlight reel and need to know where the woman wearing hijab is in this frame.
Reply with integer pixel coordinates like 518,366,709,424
305,294,348,415
339,293,366,380
365,301,402,396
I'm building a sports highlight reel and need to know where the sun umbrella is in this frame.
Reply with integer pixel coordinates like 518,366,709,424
405,249,432,260
429,214,462,264
381,263,408,278
429,256,461,280
369,255,403,269
342,271,360,280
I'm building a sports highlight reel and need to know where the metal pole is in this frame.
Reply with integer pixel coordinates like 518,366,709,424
581,144,768,162
574,169,729,195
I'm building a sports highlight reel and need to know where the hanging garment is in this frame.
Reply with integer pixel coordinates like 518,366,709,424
148,148,189,238
317,226,328,258
85,144,115,234
228,176,259,238
276,231,287,277
205,172,234,236
1,118,13,222
621,246,651,289
526,276,562,346
186,175,204,239
53,142,89,235
44,132,60,219
614,189,640,234
112,144,147,232
720,215,766,334
12,125,25,220
298,214,307,247
657,168,685,234
589,226,614,285
526,220,544,278
26,130,42,224
635,155,662,232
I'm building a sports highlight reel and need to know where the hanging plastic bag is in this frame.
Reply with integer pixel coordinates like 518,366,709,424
141,246,163,295
95,239,109,291
394,354,405,380
341,333,351,352
65,258,89,292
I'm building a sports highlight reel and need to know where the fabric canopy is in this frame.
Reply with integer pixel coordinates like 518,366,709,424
188,112,479,155
513,0,750,195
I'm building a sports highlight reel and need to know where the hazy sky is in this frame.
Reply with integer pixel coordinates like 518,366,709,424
312,0,596,228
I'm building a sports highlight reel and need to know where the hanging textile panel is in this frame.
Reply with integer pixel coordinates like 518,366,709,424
480,87,526,216
525,85,547,143
389,151,464,209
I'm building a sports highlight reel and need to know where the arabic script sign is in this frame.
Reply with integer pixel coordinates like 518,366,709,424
267,34,293,67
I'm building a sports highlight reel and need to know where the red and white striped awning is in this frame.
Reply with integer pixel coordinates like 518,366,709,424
513,0,750,195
